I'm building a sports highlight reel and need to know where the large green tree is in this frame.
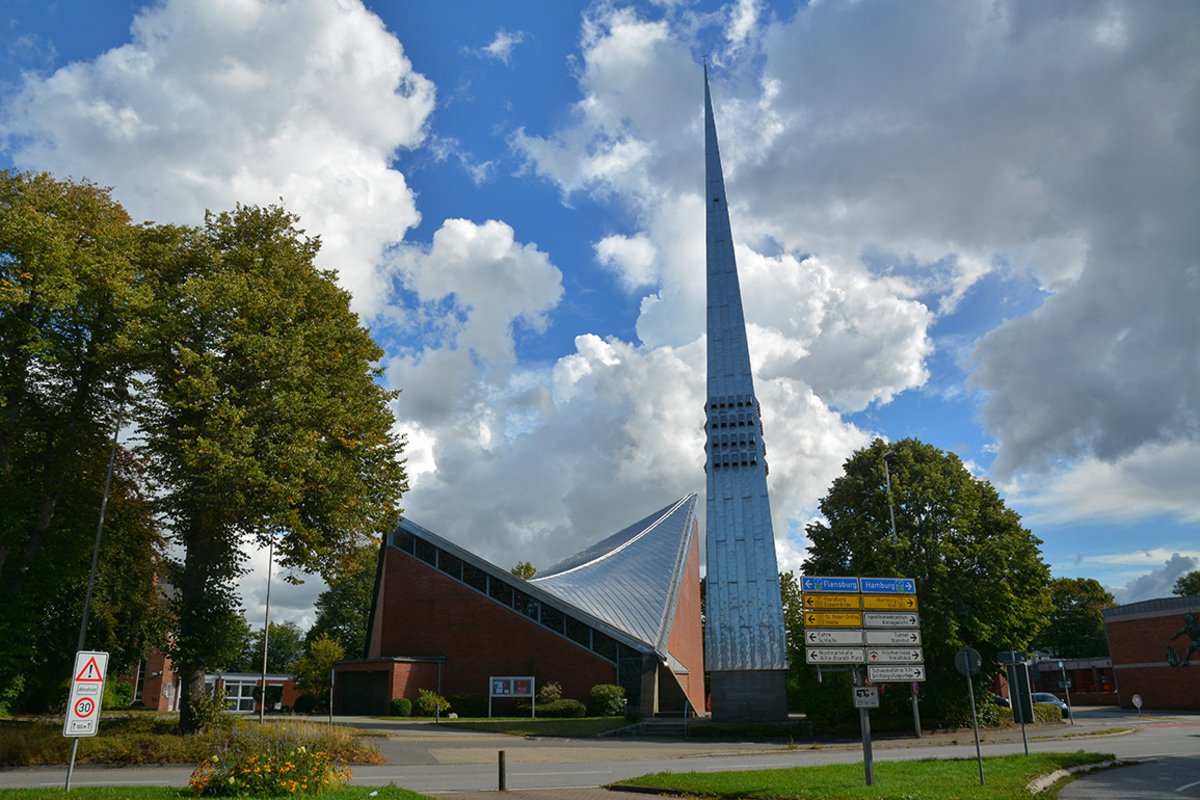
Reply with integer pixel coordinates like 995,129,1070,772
306,543,378,658
138,204,407,732
231,621,307,674
803,438,1052,724
1033,578,1114,658
1173,571,1200,597
0,172,166,711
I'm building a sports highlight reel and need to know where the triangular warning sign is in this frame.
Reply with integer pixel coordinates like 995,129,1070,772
75,656,104,682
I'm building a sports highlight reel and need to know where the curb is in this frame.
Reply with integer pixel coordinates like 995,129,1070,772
1027,759,1127,794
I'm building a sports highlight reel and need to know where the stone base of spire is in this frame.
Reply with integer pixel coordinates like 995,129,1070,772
709,670,788,722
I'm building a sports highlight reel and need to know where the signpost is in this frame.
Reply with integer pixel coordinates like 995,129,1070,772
866,647,923,663
64,651,108,737
955,647,985,786
865,629,921,645
805,629,865,645
862,611,920,628
862,594,918,610
860,577,916,594
802,593,861,609
806,647,866,664
801,576,859,593
63,650,108,792
867,665,926,681
801,574,924,788
804,611,863,628
853,686,880,709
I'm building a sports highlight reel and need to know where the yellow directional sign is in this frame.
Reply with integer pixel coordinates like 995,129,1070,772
802,593,861,610
862,594,919,611
803,611,863,628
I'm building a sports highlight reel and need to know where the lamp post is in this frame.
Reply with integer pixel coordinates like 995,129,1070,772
66,388,126,792
1059,660,1074,725
883,449,921,738
258,535,275,724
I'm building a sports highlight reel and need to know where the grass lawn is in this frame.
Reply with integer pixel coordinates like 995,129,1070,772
433,716,629,737
0,787,432,800
616,751,1113,799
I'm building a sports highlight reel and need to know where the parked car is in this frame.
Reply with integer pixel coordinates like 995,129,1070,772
1033,692,1070,718
991,693,1010,707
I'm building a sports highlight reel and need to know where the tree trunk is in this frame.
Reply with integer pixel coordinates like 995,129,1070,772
177,666,208,735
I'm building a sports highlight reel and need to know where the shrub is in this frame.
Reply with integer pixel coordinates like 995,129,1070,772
388,697,412,717
189,689,232,734
535,681,562,704
416,689,450,717
587,684,625,717
103,681,134,710
535,699,586,718
292,694,318,714
189,722,353,796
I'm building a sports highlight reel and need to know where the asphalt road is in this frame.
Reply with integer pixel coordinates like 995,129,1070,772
2,707,1196,797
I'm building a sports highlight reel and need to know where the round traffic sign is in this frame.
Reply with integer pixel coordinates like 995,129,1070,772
955,646,982,676
1132,693,1143,710
74,697,96,718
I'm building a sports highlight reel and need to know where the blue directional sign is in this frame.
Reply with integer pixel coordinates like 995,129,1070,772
801,576,860,594
860,577,916,594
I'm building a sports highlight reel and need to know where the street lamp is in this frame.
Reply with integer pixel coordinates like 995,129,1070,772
882,449,921,739
258,535,275,724
1058,660,1074,725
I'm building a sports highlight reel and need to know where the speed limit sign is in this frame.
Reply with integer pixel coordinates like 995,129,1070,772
63,651,108,737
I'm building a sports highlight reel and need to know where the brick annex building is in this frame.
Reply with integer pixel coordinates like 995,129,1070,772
1103,595,1200,711
333,495,705,717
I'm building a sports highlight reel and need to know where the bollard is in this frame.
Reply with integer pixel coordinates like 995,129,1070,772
498,750,506,791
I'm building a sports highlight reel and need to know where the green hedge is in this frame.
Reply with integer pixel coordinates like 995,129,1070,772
587,684,625,717
532,699,587,718
388,697,412,717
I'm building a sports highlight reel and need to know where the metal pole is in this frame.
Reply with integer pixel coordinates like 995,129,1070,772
498,750,507,791
258,535,275,724
883,451,920,738
966,672,984,785
855,667,874,786
1019,663,1030,756
67,392,125,792
1060,661,1074,725
328,668,334,726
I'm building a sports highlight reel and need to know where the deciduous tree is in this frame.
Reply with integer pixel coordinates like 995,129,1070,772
0,172,165,710
292,633,345,701
803,438,1051,724
1033,578,1114,658
1173,571,1200,597
306,543,379,658
139,205,407,732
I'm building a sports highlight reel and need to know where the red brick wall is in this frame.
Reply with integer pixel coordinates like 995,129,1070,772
391,661,443,699
666,525,706,712
1106,606,1200,711
376,547,618,704
138,651,177,711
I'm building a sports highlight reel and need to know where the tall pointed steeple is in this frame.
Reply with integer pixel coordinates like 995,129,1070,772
702,68,789,721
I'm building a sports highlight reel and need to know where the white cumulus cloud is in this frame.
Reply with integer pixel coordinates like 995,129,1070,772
2,0,435,317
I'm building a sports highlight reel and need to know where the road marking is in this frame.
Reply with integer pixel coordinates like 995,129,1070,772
514,770,611,776
1176,779,1200,793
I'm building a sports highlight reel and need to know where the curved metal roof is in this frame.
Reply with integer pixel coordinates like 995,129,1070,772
532,494,698,656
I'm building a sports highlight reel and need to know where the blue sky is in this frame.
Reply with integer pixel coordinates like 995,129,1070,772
3,0,1197,629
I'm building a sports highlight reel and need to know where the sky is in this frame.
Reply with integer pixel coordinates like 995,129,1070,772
3,0,1198,632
